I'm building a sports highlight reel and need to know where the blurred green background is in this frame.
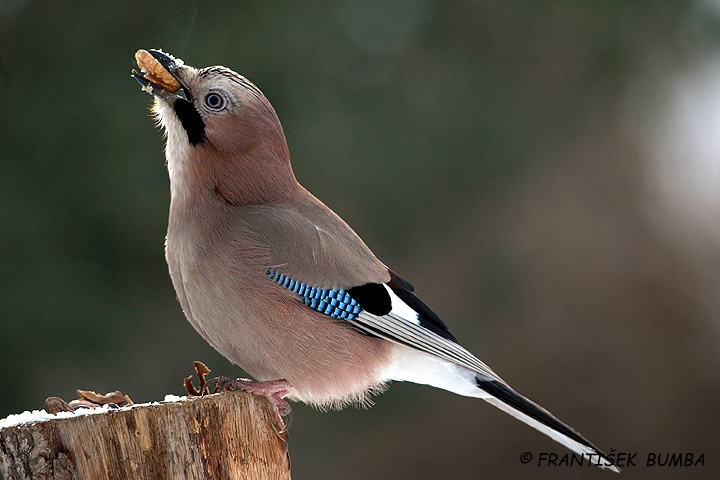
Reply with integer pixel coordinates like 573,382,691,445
2,1,720,479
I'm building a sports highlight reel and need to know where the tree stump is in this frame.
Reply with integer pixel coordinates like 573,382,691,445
0,391,291,479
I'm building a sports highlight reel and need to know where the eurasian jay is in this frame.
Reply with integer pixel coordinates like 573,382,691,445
132,49,617,471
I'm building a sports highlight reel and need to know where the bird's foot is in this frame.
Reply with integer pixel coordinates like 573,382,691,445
205,377,292,413
205,376,293,431
184,361,293,431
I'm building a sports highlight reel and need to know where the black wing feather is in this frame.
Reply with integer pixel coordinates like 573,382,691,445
388,270,458,343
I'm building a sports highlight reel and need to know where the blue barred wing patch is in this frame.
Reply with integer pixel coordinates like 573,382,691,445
266,268,363,320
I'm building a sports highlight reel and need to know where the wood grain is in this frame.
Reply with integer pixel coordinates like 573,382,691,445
0,391,291,479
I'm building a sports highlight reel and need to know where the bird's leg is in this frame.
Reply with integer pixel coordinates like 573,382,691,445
204,376,293,430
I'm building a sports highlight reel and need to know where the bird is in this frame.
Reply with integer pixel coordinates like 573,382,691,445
132,49,618,471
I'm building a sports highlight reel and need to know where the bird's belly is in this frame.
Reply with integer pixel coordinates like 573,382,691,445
166,240,392,409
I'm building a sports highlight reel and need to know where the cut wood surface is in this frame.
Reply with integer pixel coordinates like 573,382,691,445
0,391,291,480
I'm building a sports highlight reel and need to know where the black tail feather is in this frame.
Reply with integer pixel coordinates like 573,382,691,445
477,378,616,470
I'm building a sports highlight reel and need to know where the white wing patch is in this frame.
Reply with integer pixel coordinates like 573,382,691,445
382,284,421,326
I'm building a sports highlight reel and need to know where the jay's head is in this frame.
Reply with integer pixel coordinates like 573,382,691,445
133,49,296,204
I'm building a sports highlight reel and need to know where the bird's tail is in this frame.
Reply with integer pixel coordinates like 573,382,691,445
477,378,620,472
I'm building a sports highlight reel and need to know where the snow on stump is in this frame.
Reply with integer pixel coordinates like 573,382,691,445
0,390,291,479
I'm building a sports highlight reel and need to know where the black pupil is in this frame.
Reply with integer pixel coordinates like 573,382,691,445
207,94,222,108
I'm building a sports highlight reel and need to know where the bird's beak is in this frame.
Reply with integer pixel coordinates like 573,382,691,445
132,49,193,102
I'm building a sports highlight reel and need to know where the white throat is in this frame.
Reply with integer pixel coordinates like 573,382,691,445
154,99,191,201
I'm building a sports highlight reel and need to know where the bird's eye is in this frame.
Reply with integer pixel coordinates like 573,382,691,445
204,92,226,110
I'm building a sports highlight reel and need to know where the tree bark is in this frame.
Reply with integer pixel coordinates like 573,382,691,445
0,391,291,479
